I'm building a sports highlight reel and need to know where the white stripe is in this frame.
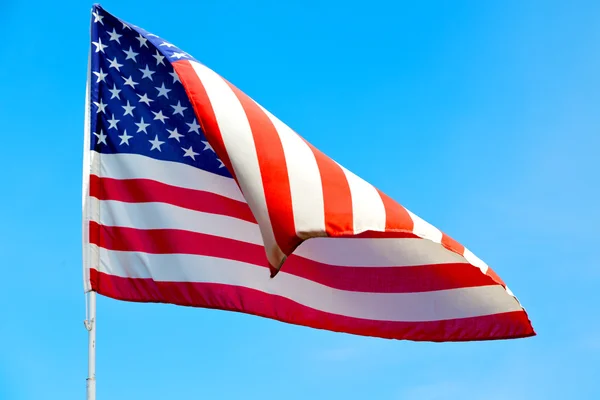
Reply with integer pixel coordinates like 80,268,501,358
93,246,523,322
90,198,468,267
339,165,387,233
259,106,327,240
189,61,284,268
93,198,261,245
406,209,443,243
91,151,245,202
298,234,466,267
463,248,489,274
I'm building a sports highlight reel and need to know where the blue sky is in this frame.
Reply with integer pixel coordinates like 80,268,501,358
1,0,599,399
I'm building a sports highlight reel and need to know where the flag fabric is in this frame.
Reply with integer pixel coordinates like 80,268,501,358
83,4,534,341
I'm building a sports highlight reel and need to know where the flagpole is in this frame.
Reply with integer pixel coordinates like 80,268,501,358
84,291,96,400
83,6,96,398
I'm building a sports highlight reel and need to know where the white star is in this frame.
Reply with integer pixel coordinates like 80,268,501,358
139,65,155,80
149,135,165,151
187,119,201,134
108,84,121,100
155,83,171,99
171,52,188,59
160,42,176,48
122,21,132,30
92,37,107,53
94,130,107,145
135,117,150,133
137,92,153,106
152,110,169,123
122,100,135,116
169,70,181,83
217,159,225,168
107,114,120,130
182,146,199,160
201,140,214,152
92,10,104,25
136,34,149,48
108,57,123,71
171,101,187,116
123,75,139,88
167,127,184,142
153,50,165,66
93,99,107,114
118,130,133,145
122,46,139,62
93,68,107,83
108,28,122,44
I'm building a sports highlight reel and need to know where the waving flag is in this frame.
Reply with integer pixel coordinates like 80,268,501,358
83,4,534,341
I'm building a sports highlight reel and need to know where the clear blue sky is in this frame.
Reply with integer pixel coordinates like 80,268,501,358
1,0,599,399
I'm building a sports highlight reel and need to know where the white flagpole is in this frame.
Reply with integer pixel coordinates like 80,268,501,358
83,6,96,398
84,292,97,400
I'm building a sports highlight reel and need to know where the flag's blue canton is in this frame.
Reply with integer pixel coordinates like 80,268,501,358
89,5,230,178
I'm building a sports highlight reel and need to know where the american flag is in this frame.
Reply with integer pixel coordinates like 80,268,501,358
83,5,534,341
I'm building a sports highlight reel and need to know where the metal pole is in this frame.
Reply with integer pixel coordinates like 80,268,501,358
83,7,95,399
84,291,96,400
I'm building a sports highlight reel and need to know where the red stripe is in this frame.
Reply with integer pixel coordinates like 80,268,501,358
485,267,506,287
377,189,415,233
89,175,255,223
226,82,300,257
89,222,507,293
173,60,236,180
306,142,354,236
90,269,535,342
441,232,466,256
439,232,506,286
